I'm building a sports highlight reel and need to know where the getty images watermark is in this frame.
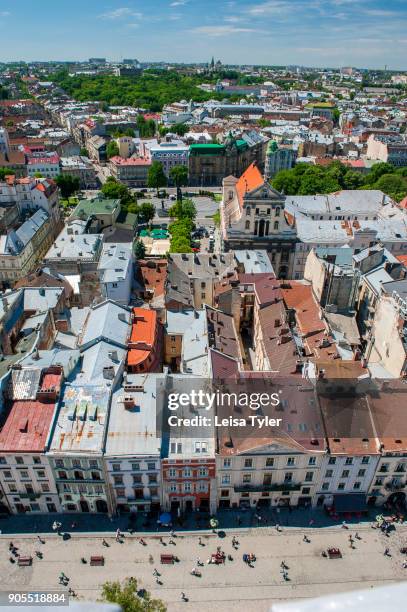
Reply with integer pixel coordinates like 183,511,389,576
167,389,283,429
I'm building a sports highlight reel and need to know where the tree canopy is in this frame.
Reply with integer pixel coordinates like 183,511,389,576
133,240,146,260
55,174,80,198
101,578,166,612
106,140,119,159
148,162,167,193
169,165,188,188
271,160,407,201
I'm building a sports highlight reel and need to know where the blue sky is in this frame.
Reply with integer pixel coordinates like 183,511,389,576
0,1,406,69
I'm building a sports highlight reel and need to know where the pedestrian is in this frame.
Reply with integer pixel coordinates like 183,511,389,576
153,569,159,577
196,557,201,566
115,529,121,542
8,542,13,551
384,547,390,556
102,539,108,547
355,532,360,540
170,530,175,538
309,519,314,527
37,535,43,544
342,521,348,529
181,592,187,601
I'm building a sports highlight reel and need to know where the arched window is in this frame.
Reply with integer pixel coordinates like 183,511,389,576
245,220,250,230
275,207,280,217
274,221,279,231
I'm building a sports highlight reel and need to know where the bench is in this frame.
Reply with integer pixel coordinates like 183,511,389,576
160,554,174,564
327,548,342,559
18,556,32,567
90,555,105,566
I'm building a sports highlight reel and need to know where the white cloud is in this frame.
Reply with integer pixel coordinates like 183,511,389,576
99,8,142,20
191,25,258,36
170,1,187,6
248,1,291,15
0,11,10,17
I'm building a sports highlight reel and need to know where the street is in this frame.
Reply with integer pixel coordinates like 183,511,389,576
2,523,407,611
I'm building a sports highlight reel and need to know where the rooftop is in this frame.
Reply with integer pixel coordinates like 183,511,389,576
0,398,56,453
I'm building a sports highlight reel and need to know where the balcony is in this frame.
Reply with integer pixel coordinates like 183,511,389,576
19,493,41,500
385,482,404,492
234,483,301,493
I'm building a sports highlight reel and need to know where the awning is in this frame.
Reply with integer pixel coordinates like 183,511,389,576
333,493,366,513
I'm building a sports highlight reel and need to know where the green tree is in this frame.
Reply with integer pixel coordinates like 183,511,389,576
139,202,155,224
106,140,119,159
364,162,394,184
169,165,188,188
55,174,80,198
271,169,301,195
101,177,134,206
0,167,12,181
133,240,146,260
147,161,167,194
80,147,89,157
342,170,364,189
169,198,196,220
101,578,166,612
374,173,407,201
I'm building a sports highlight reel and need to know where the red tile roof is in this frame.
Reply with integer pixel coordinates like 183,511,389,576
0,400,56,453
236,162,264,205
128,308,158,368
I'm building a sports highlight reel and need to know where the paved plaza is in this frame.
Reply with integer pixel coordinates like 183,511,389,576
1,523,407,611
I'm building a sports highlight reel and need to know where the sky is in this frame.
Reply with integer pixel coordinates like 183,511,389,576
0,0,406,69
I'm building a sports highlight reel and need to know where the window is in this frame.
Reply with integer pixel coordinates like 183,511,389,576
184,482,192,493
274,221,279,230
72,459,81,468
245,220,250,230
325,470,333,478
361,456,369,464
244,458,253,468
133,475,142,484
19,470,29,479
131,463,140,471
375,478,384,486
25,484,34,494
198,482,207,492
170,442,182,454
15,457,24,465
74,470,84,480
0,457,6,465
221,489,229,497
116,488,125,498
31,503,40,512
112,283,118,288
195,442,208,454
222,474,231,484
284,472,293,482
112,463,121,472
55,459,64,468
36,470,46,479
275,207,280,217
305,472,313,482
345,457,353,465
183,468,192,478
33,457,41,465
308,457,316,465
41,483,50,492
287,457,295,466
201,282,206,289
337,482,345,490
198,468,207,477
169,483,178,492
8,484,17,492
201,293,206,299
149,474,157,484
89,460,98,469
168,468,177,478
341,470,350,478
113,475,123,485
328,457,336,465
353,481,361,490
322,482,329,491
147,462,156,471
246,207,250,215
358,469,366,477
243,474,251,483
223,458,231,468
2,470,12,479
58,471,67,480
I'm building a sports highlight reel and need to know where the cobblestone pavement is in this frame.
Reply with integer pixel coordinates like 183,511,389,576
1,523,407,612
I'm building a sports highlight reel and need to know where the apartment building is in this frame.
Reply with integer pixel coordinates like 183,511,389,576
104,374,164,514
108,156,151,187
0,366,63,514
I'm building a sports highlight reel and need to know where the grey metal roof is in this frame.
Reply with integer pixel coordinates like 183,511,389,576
234,249,274,274
166,310,198,335
181,310,209,376
105,373,165,457
79,300,131,349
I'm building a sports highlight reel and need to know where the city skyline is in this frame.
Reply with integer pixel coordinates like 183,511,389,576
0,0,406,70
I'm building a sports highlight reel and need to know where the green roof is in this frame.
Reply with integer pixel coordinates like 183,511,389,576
189,143,225,156
236,139,248,149
72,197,120,219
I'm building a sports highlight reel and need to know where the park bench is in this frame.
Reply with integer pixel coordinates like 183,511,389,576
90,555,105,566
17,556,32,567
327,548,342,559
160,554,175,564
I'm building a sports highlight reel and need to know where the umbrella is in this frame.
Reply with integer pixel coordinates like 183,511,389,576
159,512,172,525
210,518,218,528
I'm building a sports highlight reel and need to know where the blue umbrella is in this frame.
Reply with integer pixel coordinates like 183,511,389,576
159,512,172,525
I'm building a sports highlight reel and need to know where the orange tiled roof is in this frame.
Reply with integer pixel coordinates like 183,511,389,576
127,308,157,367
236,162,264,205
